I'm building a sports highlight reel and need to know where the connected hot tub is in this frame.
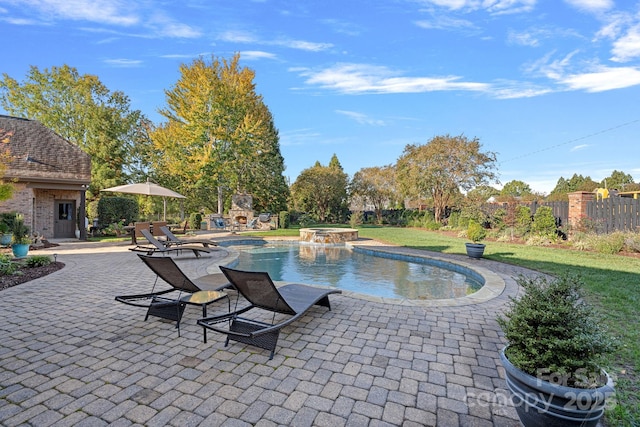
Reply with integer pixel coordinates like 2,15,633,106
299,228,358,245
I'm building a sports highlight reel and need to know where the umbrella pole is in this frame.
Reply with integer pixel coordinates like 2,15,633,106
163,197,167,221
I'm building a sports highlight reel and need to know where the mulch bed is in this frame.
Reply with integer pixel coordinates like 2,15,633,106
0,262,65,291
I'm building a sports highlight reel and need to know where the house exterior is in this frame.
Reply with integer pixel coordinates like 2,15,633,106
0,115,91,239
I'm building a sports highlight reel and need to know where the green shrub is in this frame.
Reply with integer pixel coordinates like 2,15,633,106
447,211,460,228
97,197,139,227
531,206,557,238
515,205,532,236
466,220,486,243
189,213,203,230
349,211,363,228
24,255,52,268
623,232,640,253
297,213,315,228
594,231,626,255
279,211,290,229
0,253,18,275
497,274,616,387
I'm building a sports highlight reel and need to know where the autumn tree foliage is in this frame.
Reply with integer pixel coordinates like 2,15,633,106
396,134,498,222
0,65,148,198
150,54,288,214
350,165,398,223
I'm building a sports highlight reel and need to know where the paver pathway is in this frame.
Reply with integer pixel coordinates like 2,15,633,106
0,235,530,426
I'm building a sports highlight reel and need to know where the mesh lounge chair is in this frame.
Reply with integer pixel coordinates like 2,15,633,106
115,255,230,339
129,228,211,258
159,225,218,248
197,266,342,359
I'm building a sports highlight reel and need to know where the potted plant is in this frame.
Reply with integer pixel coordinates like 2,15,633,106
497,274,616,427
465,219,487,258
11,214,31,258
0,221,11,246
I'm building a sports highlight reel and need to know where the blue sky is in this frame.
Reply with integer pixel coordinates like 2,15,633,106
2,0,640,194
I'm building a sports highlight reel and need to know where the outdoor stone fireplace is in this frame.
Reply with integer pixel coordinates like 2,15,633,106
228,194,254,229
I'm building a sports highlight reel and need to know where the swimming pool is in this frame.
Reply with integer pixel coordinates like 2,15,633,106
229,243,483,300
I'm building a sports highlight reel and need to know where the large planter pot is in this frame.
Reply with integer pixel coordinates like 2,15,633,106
0,233,12,246
500,348,614,427
11,243,30,258
465,242,485,259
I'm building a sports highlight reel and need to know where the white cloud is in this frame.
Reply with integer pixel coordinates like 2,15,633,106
240,51,277,60
335,110,387,126
217,30,332,52
414,16,477,31
275,39,332,52
103,58,143,67
415,0,536,14
218,30,258,43
2,0,200,38
570,144,590,151
14,0,139,26
611,26,640,62
561,66,640,91
297,63,489,94
563,0,613,13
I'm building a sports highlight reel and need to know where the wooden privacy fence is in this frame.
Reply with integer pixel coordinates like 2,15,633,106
587,197,640,233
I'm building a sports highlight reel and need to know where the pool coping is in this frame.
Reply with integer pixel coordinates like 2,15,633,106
207,236,506,307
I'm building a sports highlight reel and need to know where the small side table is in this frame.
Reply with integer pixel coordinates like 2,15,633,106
180,290,229,343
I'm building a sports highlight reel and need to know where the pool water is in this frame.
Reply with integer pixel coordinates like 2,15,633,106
232,244,483,300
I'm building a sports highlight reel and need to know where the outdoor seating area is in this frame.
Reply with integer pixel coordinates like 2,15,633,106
115,255,231,340
198,266,342,360
129,228,212,258
0,234,524,426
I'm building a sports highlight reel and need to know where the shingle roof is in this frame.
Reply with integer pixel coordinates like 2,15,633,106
0,115,91,184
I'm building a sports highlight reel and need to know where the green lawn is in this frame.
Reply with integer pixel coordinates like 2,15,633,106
249,225,639,425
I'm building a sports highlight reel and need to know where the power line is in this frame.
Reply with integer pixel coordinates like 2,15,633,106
499,118,640,164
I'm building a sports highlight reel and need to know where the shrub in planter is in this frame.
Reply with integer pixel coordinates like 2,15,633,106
497,274,616,426
465,220,487,258
466,220,486,243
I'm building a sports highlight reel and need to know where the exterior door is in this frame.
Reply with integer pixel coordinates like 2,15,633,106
54,201,76,238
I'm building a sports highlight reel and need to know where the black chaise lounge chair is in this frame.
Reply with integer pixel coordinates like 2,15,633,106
115,255,230,339
129,228,211,258
197,266,342,359
159,225,218,248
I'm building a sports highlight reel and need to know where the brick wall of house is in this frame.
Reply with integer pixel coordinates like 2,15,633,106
0,184,80,238
0,183,35,230
35,189,80,239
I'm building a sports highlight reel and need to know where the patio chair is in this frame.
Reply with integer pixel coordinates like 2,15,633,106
115,255,230,339
129,228,212,258
159,225,218,248
197,266,342,359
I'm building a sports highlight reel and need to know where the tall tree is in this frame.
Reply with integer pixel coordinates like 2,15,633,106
601,170,635,190
0,65,148,198
350,165,398,223
500,180,532,198
150,54,288,214
548,173,599,201
396,134,498,222
291,155,349,222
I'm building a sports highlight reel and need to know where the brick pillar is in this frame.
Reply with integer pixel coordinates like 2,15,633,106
568,191,594,229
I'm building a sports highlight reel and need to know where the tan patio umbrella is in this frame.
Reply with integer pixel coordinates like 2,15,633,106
101,179,186,221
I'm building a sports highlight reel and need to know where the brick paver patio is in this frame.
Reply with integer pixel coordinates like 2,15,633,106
0,233,529,426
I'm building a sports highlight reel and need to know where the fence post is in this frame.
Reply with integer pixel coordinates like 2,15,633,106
568,191,594,231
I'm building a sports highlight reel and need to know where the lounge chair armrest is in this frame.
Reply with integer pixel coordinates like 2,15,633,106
115,289,174,307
